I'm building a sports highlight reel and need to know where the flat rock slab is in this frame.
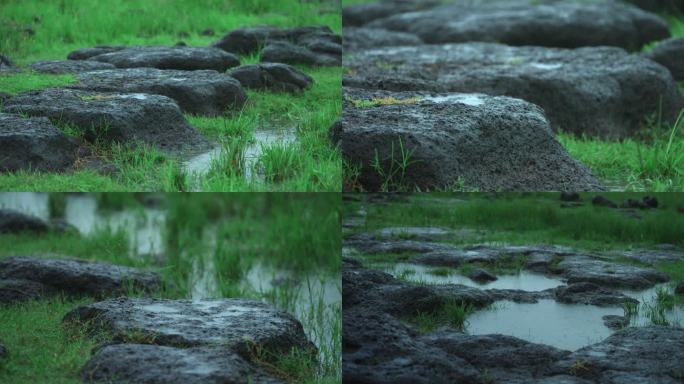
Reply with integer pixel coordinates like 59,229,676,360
29,60,115,74
64,298,315,356
0,278,54,304
3,88,208,152
212,25,339,55
261,41,341,66
368,0,669,51
81,344,283,384
549,327,684,382
71,68,247,116
67,46,126,60
338,88,602,191
343,0,442,27
0,209,50,234
343,27,423,52
345,43,683,138
87,46,240,72
616,247,684,265
559,255,669,289
228,63,313,93
554,282,638,307
0,256,161,298
645,37,684,81
0,113,77,172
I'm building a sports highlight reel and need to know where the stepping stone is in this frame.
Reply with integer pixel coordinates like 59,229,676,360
0,209,50,234
67,46,126,60
211,25,336,54
343,27,423,52
345,43,683,138
261,41,341,66
0,278,54,304
71,68,247,116
81,344,283,384
337,88,602,192
554,282,638,306
549,327,684,382
29,60,115,74
228,63,313,93
343,0,442,27
645,37,684,81
558,255,669,289
367,0,669,51
3,88,208,152
86,46,240,72
64,298,315,357
0,113,78,172
0,256,162,298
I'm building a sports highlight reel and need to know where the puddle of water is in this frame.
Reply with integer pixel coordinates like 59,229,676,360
375,262,565,291
529,62,562,70
0,192,50,220
189,228,220,300
423,94,485,106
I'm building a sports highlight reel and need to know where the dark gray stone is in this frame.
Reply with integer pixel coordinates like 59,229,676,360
261,41,340,66
344,43,683,138
592,195,618,208
645,37,684,81
71,68,246,116
343,0,442,27
29,60,115,74
0,278,54,304
0,113,78,172
676,282,684,295
369,0,669,51
0,54,19,73
468,268,497,284
558,255,669,289
602,315,629,330
338,87,602,191
0,341,7,359
0,209,50,234
88,46,240,72
67,46,126,60
228,63,313,93
0,256,162,298
64,298,315,357
554,283,638,306
343,27,423,52
3,88,208,152
81,344,283,384
560,192,580,202
0,92,11,104
549,327,684,383
211,25,337,54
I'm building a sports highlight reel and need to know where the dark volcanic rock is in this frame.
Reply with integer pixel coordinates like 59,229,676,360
676,282,684,295
4,88,208,152
87,46,240,72
549,327,684,382
645,37,684,81
228,63,313,93
343,0,442,27
81,344,283,384
0,91,11,104
344,27,423,52
468,268,497,284
0,256,162,298
261,41,340,66
344,43,683,138
338,87,602,191
0,209,50,234
67,46,126,60
0,278,54,304
0,54,18,73
558,255,669,289
554,283,638,306
369,0,669,51
211,25,335,54
617,246,684,265
64,298,314,356
602,315,629,330
71,68,246,115
592,195,618,208
560,192,580,202
29,60,115,74
0,113,78,172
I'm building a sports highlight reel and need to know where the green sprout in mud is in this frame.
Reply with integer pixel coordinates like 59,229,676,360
371,138,420,192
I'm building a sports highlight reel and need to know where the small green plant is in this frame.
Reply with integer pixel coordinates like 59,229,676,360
407,299,473,332
623,300,639,318
569,360,590,376
428,267,452,277
370,138,420,192
259,142,301,182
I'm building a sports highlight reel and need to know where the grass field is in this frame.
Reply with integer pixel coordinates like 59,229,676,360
340,0,684,192
0,193,342,384
0,0,342,192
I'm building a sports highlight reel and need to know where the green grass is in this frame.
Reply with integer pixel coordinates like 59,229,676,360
405,299,473,333
0,193,341,383
0,0,341,192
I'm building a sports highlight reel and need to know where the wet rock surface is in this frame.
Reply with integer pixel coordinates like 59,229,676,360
558,255,669,289
3,88,208,152
86,46,240,72
645,37,684,81
64,297,315,356
338,87,602,191
212,25,340,54
343,0,442,27
81,344,283,384
67,46,126,60
261,40,340,66
0,113,78,172
554,283,638,306
228,63,313,93
344,43,683,138
0,256,162,299
366,0,669,51
602,315,629,330
343,27,423,52
676,282,684,295
0,278,54,305
469,268,497,284
0,209,50,234
29,60,116,74
71,68,247,115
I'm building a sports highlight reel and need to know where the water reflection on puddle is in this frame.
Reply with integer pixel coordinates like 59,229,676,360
376,262,565,291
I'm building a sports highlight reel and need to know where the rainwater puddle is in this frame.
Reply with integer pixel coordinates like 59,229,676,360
0,192,50,219
422,94,485,106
